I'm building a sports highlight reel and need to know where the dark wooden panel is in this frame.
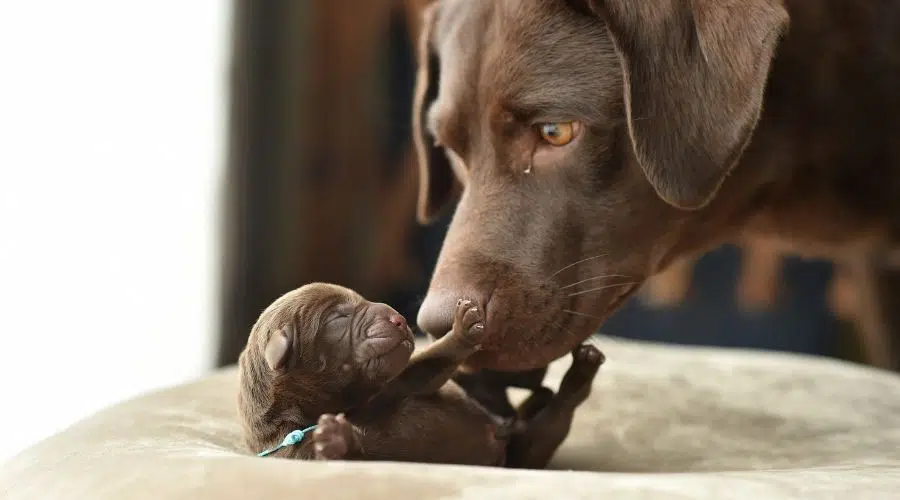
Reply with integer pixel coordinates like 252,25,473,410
218,0,405,366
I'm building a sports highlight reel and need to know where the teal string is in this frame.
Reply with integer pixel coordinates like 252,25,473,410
257,425,318,457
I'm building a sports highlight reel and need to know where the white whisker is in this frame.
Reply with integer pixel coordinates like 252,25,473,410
547,253,608,279
559,275,634,290
566,282,641,298
562,309,603,320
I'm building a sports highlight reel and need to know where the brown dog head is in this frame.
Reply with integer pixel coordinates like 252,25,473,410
238,283,415,448
413,0,788,371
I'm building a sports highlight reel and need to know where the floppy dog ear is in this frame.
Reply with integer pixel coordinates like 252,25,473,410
412,4,462,224
264,326,293,371
574,0,788,210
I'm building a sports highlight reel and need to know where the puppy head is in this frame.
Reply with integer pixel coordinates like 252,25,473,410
248,283,416,406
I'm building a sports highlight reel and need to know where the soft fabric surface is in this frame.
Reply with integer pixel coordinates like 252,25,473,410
3,336,900,499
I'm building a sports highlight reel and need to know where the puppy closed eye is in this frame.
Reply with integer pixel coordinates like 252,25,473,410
325,313,349,325
318,313,351,348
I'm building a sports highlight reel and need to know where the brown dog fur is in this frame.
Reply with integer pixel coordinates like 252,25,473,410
410,0,900,372
237,283,603,467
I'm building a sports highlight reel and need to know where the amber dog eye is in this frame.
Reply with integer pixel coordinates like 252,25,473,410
538,122,578,146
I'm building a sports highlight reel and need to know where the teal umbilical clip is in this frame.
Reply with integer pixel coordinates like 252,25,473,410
257,425,318,457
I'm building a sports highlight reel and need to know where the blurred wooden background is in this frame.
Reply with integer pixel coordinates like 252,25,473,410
218,0,430,365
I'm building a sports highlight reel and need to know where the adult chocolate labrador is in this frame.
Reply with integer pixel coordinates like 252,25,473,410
412,0,900,372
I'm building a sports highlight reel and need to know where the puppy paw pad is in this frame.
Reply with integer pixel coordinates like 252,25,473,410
313,414,351,460
454,299,486,342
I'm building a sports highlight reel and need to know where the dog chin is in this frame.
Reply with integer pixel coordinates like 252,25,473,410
462,337,584,372
463,319,590,372
465,287,638,372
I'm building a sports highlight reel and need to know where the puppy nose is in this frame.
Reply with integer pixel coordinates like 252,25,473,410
388,313,407,329
417,290,484,338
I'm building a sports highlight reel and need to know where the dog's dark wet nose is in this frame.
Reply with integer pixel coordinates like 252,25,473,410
417,290,485,338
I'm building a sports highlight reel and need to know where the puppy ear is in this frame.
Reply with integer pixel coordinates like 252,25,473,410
264,326,293,371
412,4,462,224
588,0,788,209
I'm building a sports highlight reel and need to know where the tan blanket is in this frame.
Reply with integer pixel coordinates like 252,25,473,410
3,336,900,499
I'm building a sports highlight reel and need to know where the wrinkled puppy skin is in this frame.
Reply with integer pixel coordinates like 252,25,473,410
237,282,604,467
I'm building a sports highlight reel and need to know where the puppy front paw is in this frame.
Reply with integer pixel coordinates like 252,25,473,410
452,299,486,346
313,414,354,460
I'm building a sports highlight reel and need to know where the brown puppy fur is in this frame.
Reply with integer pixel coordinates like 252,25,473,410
410,0,900,372
238,283,603,467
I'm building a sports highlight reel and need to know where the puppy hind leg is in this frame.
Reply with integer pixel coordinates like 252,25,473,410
505,345,604,469
516,387,555,421
554,344,604,408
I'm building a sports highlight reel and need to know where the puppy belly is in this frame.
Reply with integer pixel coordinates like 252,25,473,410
368,389,507,466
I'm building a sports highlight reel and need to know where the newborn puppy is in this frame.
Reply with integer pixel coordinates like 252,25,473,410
238,282,604,468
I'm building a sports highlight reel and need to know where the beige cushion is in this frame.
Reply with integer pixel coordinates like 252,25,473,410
3,336,900,499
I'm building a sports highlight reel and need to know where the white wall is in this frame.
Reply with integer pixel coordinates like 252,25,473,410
0,1,230,460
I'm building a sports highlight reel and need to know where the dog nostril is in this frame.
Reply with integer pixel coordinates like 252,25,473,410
388,314,407,329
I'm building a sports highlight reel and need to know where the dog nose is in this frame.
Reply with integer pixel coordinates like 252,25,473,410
388,313,407,330
417,290,484,337
417,292,455,337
